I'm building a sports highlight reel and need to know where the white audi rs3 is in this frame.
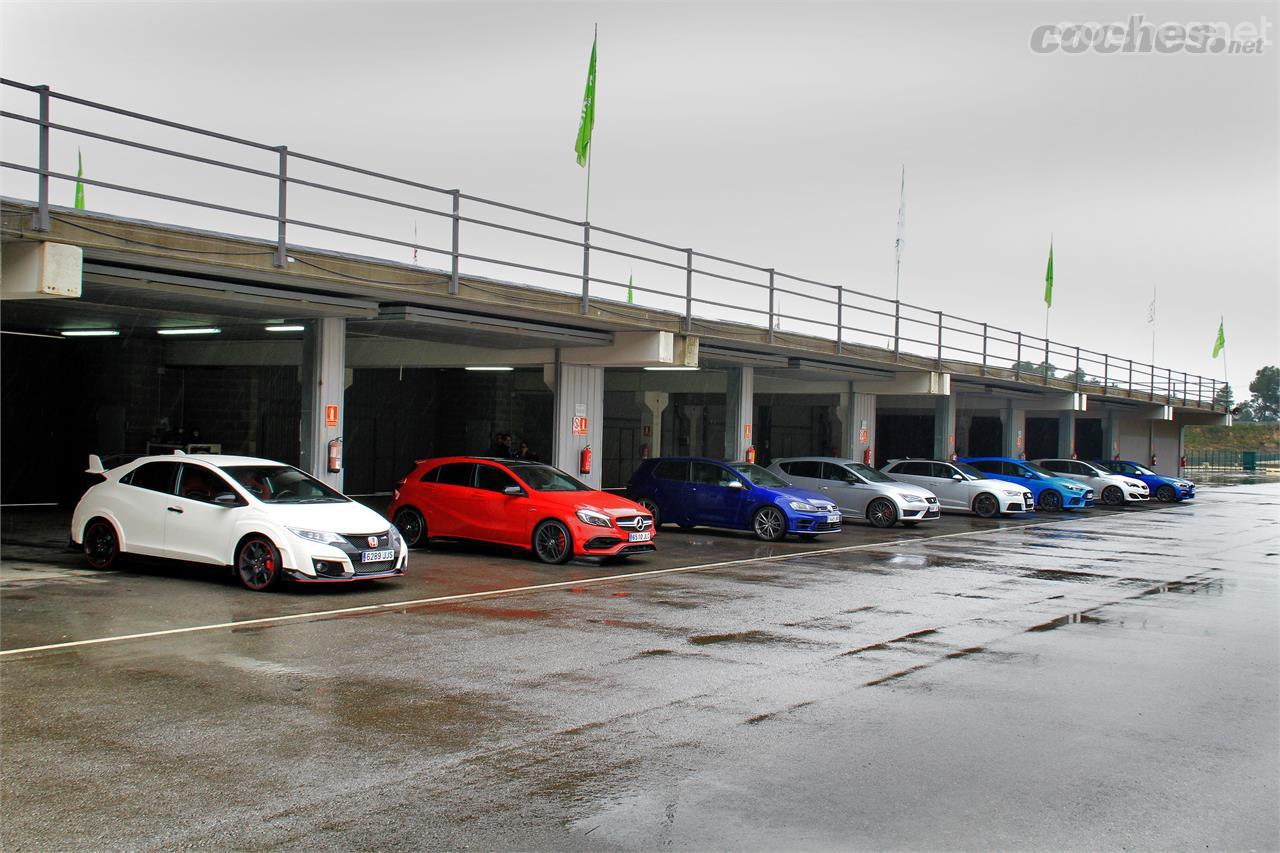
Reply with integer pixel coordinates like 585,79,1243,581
71,452,408,590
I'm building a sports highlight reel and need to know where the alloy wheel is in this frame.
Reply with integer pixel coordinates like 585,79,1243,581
867,498,898,528
753,507,785,541
237,537,281,591
973,493,998,518
1155,484,1176,502
83,520,119,569
1102,486,1124,506
1039,490,1063,512
534,521,572,564
393,507,426,548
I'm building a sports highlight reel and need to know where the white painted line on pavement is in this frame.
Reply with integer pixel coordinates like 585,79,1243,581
0,508,1165,659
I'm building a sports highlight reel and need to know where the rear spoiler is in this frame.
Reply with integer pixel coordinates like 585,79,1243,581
86,454,105,475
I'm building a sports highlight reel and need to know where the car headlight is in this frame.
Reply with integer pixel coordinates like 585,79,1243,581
901,494,926,504
575,509,613,528
388,525,402,546
789,500,819,512
1001,489,1023,496
287,527,345,545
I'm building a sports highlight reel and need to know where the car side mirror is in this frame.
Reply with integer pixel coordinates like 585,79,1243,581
213,491,240,506
952,474,963,481
503,485,526,496
727,480,745,489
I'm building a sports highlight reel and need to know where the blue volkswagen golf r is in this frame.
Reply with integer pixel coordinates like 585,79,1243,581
625,457,843,541
959,457,1094,511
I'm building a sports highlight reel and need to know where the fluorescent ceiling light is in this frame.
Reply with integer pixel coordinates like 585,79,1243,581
644,366,699,371
157,327,220,336
60,329,119,337
465,366,514,371
265,325,305,332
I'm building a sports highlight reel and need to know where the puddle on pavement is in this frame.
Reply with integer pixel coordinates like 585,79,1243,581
1022,569,1112,583
634,648,673,657
1026,611,1106,632
687,629,795,646
1135,577,1224,597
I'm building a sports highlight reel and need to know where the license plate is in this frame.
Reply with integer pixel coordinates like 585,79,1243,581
628,531,652,542
361,549,395,563
827,513,842,523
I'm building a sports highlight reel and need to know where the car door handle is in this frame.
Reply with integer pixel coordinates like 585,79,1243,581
167,506,184,514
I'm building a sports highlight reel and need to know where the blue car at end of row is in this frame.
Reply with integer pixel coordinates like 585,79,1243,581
625,457,843,541
1093,460,1195,502
959,457,1094,511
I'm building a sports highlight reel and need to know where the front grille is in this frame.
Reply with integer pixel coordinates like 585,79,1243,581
584,536,623,550
615,516,653,532
354,560,395,575
802,520,841,532
341,532,390,551
924,509,940,518
1023,495,1035,509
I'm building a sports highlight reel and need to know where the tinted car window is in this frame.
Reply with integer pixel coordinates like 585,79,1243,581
970,460,1001,475
436,463,476,487
821,463,858,483
222,465,348,504
1041,460,1069,473
785,460,822,478
475,464,518,493
178,464,238,502
127,461,180,494
507,462,592,492
418,466,441,483
652,460,690,481
691,461,737,487
927,463,955,478
897,461,934,476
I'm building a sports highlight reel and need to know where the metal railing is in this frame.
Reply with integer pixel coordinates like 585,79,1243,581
0,78,1225,410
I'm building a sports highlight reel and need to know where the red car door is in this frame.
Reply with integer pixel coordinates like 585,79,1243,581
426,462,480,538
473,463,532,546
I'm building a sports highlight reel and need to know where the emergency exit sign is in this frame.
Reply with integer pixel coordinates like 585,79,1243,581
572,416,589,436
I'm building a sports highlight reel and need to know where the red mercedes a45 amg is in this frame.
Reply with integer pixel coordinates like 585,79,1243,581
387,457,656,564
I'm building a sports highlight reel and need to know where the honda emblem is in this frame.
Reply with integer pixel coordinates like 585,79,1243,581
367,536,379,548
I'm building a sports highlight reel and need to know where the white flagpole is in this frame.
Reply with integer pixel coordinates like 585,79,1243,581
894,165,905,303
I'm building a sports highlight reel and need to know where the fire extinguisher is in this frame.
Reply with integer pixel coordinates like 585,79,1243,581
640,443,649,460
745,445,757,464
327,437,342,473
580,444,592,475
1180,454,1187,470
863,447,872,466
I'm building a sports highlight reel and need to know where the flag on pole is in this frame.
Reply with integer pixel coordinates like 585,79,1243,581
74,148,85,209
574,33,597,168
1212,318,1225,358
627,272,634,304
1043,240,1054,307
894,166,906,268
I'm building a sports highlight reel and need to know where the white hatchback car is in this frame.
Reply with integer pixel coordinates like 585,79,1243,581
880,459,1035,517
71,453,408,590
1033,459,1150,506
768,457,941,528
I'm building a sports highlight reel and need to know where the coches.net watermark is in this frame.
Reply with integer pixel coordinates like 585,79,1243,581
1031,14,1272,55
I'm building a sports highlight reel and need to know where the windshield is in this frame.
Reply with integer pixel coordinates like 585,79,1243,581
507,462,592,492
222,465,348,504
1078,461,1108,476
1131,464,1157,476
729,463,790,488
1022,463,1057,479
953,463,988,480
845,463,895,484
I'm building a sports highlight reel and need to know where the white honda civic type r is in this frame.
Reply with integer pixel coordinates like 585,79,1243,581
71,452,408,590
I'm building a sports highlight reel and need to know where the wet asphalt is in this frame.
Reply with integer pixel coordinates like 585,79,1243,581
1,484,1277,851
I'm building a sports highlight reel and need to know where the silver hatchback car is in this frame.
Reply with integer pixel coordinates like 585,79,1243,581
768,457,940,528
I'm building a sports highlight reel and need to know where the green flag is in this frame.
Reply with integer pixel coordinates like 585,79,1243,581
1212,318,1225,358
74,148,85,209
574,33,597,168
627,272,634,304
1043,240,1053,307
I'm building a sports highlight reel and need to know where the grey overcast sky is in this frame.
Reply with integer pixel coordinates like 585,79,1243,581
2,0,1276,398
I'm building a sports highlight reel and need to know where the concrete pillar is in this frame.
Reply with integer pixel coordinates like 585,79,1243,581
1058,411,1077,458
685,405,705,456
933,394,957,460
1102,409,1121,460
1002,402,1027,459
839,390,876,463
300,318,346,489
639,391,669,458
723,366,754,461
552,363,604,489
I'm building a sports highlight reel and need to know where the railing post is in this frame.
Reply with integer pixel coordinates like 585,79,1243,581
273,146,288,268
1043,334,1050,384
980,322,988,376
684,249,693,333
835,286,844,353
1149,362,1155,400
1182,372,1188,406
1015,332,1022,381
893,300,901,361
935,310,943,370
1198,375,1203,406
33,85,50,232
1075,346,1081,391
449,191,460,296
767,269,776,344
1167,368,1172,402
580,223,591,315
1103,353,1109,388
